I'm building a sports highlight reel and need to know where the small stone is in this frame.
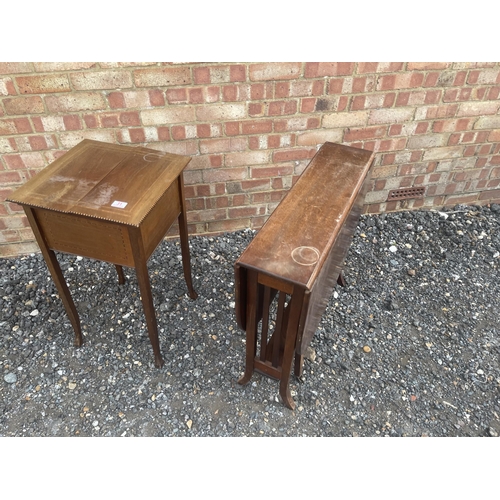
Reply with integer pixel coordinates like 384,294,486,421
30,309,39,316
68,382,77,390
4,373,17,384
408,269,416,276
389,246,398,253
363,346,371,353
186,419,193,429
305,347,316,361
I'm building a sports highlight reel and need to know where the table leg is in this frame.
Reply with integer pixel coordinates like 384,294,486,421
24,207,83,347
294,352,304,377
238,270,258,385
129,227,164,368
337,271,346,287
115,265,126,285
177,175,197,300
279,288,305,410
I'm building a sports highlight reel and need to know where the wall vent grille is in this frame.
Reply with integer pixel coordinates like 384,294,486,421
387,187,426,201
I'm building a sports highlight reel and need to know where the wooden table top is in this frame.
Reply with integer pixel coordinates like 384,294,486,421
235,142,374,290
7,139,191,227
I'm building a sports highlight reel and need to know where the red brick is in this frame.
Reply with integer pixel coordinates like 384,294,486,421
196,103,246,121
3,96,44,115
301,98,316,113
307,118,320,129
0,118,32,135
357,62,404,74
474,87,488,100
267,135,282,148
207,219,249,234
222,85,238,101
377,72,424,91
129,128,146,143
250,63,302,81
200,138,245,154
418,104,459,120
16,74,70,94
171,126,186,140
468,69,500,85
119,112,139,126
241,179,271,191
423,72,440,87
231,194,249,206
305,62,354,77
248,137,260,150
275,82,290,98
187,88,203,104
62,115,81,131
241,120,273,135
415,122,429,134
289,80,324,97
230,65,246,82
433,118,471,133
328,78,344,94
488,130,500,142
272,148,315,162
228,206,261,219
269,100,298,116
83,114,98,128
149,89,165,106
250,83,273,100
46,93,106,113
225,122,240,136
134,66,192,86
33,62,97,72
458,101,500,117
203,167,247,183
0,77,17,95
488,86,500,100
474,130,489,142
28,136,49,150
0,171,22,184
166,88,187,103
101,114,120,127
107,92,126,109
338,97,350,113
250,165,294,178
351,95,365,111
407,62,450,70
344,126,386,141
70,71,132,90
0,63,33,74
196,124,211,138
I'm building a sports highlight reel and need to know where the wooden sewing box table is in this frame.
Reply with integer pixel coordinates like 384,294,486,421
7,139,197,368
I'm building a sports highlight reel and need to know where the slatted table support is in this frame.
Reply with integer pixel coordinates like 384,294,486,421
234,142,374,409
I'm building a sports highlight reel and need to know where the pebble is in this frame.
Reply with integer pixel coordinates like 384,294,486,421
0,207,499,437
4,373,17,384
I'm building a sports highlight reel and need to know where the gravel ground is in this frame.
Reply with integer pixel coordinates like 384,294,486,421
1,204,500,437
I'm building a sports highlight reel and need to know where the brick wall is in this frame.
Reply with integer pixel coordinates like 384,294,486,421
1,62,500,257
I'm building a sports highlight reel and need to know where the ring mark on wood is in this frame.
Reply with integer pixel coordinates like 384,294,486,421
291,246,319,266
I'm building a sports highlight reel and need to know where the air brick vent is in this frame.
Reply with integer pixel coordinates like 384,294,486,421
387,187,426,201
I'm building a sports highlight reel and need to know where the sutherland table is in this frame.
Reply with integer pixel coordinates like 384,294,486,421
7,139,197,368
235,142,374,409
